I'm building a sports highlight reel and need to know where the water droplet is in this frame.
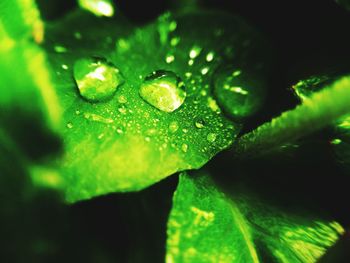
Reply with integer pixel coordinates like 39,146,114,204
117,95,128,104
213,65,264,120
232,70,242,77
181,144,188,152
116,38,130,52
158,12,177,45
54,45,67,53
331,139,342,145
189,46,202,59
170,37,180,46
146,128,157,136
66,122,73,129
214,28,224,37
169,21,177,31
61,64,69,70
139,70,186,112
207,97,221,113
200,90,207,96
207,133,217,142
74,32,82,39
169,121,179,133
118,106,127,114
78,0,114,17
206,52,215,62
188,59,194,66
84,112,114,124
201,67,209,75
165,54,175,64
185,72,192,78
195,119,205,129
74,57,124,102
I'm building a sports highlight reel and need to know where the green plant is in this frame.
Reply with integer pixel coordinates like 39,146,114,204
1,0,350,262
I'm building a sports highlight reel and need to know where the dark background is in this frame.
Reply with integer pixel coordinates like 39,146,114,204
4,0,350,262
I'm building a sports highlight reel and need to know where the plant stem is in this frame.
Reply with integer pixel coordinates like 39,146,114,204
233,76,350,159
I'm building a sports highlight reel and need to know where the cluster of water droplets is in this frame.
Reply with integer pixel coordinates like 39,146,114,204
55,11,252,160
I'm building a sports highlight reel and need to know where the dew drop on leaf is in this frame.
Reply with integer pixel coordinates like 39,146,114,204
206,52,215,62
189,45,202,59
195,119,205,129
165,54,175,64
158,12,177,45
181,144,189,152
170,37,180,47
207,133,217,142
74,32,82,39
139,70,186,112
117,95,128,104
201,67,210,75
169,121,179,133
331,138,342,145
213,65,264,120
73,56,124,102
54,45,67,53
78,0,114,17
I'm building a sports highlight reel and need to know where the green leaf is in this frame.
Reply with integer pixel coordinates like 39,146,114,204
234,76,350,159
0,0,44,43
0,2,61,160
292,75,350,170
166,172,344,263
44,10,269,202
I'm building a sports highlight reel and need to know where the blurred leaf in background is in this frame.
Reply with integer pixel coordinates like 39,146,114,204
0,0,61,161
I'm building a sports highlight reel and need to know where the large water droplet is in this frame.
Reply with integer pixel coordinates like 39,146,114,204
139,70,186,112
213,65,264,120
74,57,124,102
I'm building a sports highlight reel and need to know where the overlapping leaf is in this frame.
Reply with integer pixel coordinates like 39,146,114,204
166,172,344,263
292,75,350,171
